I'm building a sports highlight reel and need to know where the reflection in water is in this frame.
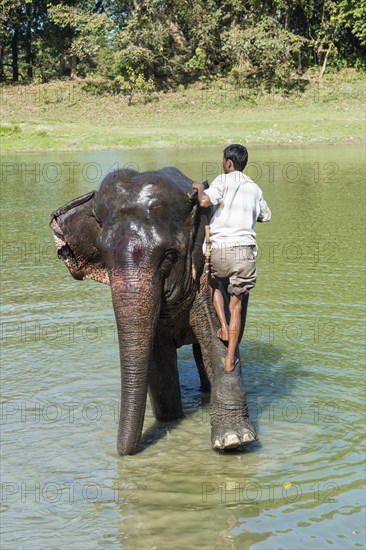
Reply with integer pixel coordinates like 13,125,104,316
1,145,365,549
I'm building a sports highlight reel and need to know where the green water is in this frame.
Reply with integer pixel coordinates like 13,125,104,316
1,145,365,549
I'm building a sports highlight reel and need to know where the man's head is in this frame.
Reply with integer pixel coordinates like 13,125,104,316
223,144,248,173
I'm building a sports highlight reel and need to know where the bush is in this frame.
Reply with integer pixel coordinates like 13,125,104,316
114,70,156,105
0,124,21,136
80,77,119,95
222,18,305,91
354,57,366,72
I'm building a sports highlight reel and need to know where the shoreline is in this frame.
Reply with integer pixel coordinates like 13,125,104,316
1,137,364,155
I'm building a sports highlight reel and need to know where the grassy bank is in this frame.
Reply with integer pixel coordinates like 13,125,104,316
1,70,365,153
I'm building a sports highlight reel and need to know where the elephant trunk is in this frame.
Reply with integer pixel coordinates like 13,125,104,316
110,269,161,455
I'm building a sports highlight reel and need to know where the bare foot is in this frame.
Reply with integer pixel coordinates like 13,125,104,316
224,357,239,373
217,324,229,341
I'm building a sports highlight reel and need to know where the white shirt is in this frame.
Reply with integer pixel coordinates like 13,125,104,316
205,171,271,248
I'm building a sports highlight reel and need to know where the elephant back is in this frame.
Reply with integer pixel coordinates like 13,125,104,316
155,167,193,193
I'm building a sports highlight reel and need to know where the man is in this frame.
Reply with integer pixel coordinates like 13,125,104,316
192,144,271,372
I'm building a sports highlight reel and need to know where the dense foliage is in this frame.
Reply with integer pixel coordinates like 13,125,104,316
1,0,365,91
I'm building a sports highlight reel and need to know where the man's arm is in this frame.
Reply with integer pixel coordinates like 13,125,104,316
192,182,212,207
257,194,271,222
192,179,223,207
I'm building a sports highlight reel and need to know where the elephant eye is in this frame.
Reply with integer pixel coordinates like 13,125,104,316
164,250,178,263
160,249,178,272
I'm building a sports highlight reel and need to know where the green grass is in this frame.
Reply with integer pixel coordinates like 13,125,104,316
1,70,364,152
0,123,21,136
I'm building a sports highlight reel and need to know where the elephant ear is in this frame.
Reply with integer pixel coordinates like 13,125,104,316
191,205,212,283
50,191,109,285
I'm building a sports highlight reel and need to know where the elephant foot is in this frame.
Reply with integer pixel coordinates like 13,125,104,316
210,365,256,450
211,417,257,450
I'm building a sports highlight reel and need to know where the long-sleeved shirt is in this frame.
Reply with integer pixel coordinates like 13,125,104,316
204,171,271,248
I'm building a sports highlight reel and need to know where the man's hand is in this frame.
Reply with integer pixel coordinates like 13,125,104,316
191,182,212,207
192,182,206,192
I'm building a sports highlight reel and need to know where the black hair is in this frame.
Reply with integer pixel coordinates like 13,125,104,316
223,144,248,171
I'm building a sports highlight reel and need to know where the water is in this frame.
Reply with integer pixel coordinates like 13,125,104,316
1,145,365,549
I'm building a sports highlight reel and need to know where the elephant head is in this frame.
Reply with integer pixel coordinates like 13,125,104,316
50,168,208,455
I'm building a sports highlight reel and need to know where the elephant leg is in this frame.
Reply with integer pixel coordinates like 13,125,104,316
193,343,211,392
190,285,256,450
148,338,184,422
209,371,257,449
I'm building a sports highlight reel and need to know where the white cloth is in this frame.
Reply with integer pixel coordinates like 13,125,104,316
204,171,271,249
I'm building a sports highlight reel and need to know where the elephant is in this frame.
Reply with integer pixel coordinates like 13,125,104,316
50,167,257,455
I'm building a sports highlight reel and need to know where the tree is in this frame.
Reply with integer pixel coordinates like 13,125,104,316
222,16,306,90
48,3,114,77
0,0,365,85
0,0,24,81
